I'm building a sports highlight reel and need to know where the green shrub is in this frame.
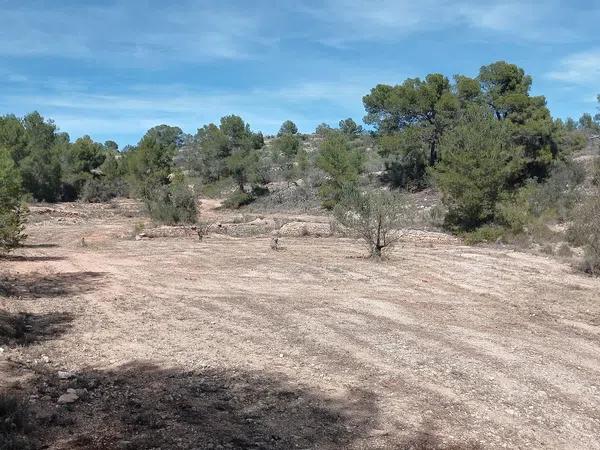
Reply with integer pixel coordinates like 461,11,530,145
426,203,447,228
495,189,531,233
81,177,128,203
316,133,364,209
145,180,198,225
462,225,505,245
527,161,585,220
378,129,429,190
0,149,27,254
222,190,254,209
0,393,34,450
200,177,236,199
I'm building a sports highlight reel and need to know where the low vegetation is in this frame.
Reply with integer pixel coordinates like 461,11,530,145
0,60,598,272
0,393,34,450
569,194,600,275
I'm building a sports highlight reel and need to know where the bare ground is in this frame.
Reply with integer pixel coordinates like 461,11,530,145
1,200,600,449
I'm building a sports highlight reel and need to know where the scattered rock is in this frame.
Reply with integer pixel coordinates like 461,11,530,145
278,221,332,238
58,370,74,380
57,392,79,404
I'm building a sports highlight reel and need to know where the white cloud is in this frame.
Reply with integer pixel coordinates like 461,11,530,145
0,2,271,65
297,0,586,45
1,72,392,142
548,50,600,84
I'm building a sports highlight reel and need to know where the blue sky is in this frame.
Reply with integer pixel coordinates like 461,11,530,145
1,0,599,147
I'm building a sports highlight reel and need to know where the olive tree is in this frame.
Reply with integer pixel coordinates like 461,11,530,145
334,188,411,258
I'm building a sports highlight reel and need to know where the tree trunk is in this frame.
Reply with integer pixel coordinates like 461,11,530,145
429,139,437,166
372,214,383,258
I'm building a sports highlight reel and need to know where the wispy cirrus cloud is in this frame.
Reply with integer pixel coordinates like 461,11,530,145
1,0,598,143
294,0,589,45
1,70,393,143
0,1,271,65
547,49,600,84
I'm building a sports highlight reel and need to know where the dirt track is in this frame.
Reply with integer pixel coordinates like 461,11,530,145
1,201,600,449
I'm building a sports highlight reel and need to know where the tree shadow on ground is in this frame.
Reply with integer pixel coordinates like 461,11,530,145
0,310,73,347
13,361,378,449
21,244,59,249
0,271,106,299
396,426,483,449
0,255,66,262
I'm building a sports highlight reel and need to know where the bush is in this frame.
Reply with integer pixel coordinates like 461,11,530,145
556,243,574,258
222,190,254,209
200,177,236,199
145,180,198,225
0,149,27,254
81,177,128,203
378,130,429,190
527,161,585,220
334,188,412,258
0,393,34,449
0,311,26,345
569,194,600,275
462,225,506,245
495,186,533,233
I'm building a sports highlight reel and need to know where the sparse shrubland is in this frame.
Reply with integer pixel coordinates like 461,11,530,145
0,61,598,273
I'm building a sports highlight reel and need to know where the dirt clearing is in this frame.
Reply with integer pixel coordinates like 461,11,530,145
1,201,599,449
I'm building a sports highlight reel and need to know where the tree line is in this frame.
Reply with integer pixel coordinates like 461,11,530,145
1,60,599,267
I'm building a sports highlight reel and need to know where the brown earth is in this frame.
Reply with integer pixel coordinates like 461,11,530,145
1,199,599,449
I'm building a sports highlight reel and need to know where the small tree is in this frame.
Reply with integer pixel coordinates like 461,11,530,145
0,149,27,254
316,134,364,209
271,133,302,184
278,120,298,137
430,106,523,230
334,188,411,258
339,118,363,137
